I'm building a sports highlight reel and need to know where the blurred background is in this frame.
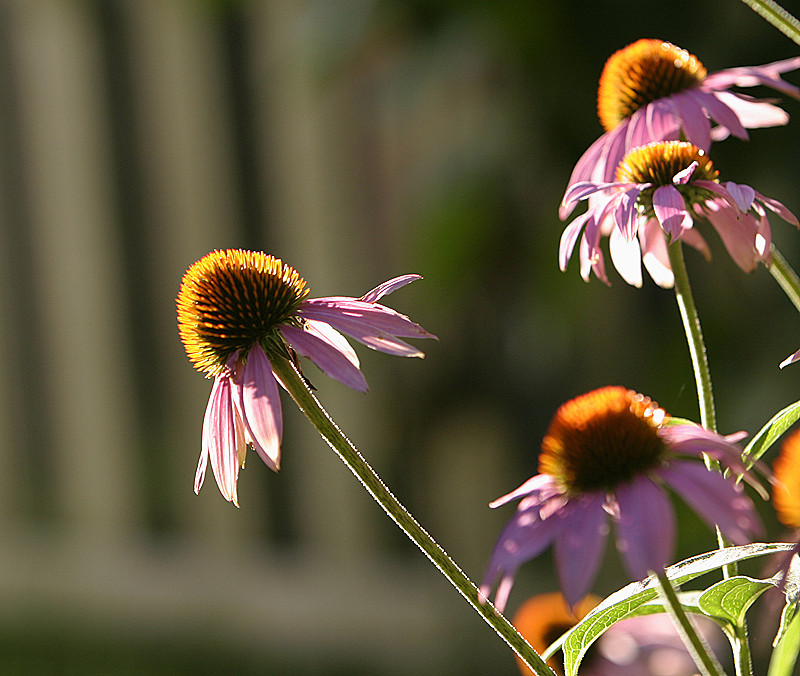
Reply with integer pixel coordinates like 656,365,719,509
1,0,799,673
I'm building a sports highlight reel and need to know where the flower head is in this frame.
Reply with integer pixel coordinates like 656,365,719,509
177,249,436,505
561,39,800,218
481,387,762,610
560,141,798,287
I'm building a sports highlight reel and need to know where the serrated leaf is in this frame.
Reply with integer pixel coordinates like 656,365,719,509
560,543,793,676
743,399,800,465
697,576,774,625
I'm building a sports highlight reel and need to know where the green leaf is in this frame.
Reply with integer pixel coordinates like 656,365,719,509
697,576,774,626
769,606,800,676
743,399,800,465
560,543,793,676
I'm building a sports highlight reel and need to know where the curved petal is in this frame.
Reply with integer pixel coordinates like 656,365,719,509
232,345,282,472
671,92,711,151
724,182,756,212
691,90,749,140
609,226,643,288
754,189,800,226
360,274,421,303
711,90,790,129
202,375,240,505
489,474,561,509
704,57,800,97
639,219,675,288
554,493,609,607
781,347,800,369
653,185,692,237
614,476,676,580
281,323,368,392
702,199,766,272
560,209,593,271
656,461,763,545
481,491,568,611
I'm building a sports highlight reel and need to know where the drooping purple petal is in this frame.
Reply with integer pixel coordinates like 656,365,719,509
560,209,593,271
703,57,800,98
754,190,800,226
281,322,368,393
614,476,676,580
639,219,675,288
298,300,434,356
653,185,692,237
232,344,282,472
691,90,749,140
554,492,609,607
657,461,763,545
671,92,711,151
488,474,562,510
615,187,643,241
701,199,766,272
712,90,791,130
359,274,421,303
481,488,568,612
202,375,240,506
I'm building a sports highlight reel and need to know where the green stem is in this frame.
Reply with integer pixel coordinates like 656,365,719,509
668,240,716,432
270,356,556,676
767,244,800,314
737,0,800,46
731,624,755,676
655,570,726,676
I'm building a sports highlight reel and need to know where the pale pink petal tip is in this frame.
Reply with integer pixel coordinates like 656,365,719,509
780,348,800,369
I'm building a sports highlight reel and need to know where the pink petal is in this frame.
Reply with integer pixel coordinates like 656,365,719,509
657,461,763,544
712,90,790,129
640,219,675,288
653,185,692,237
754,189,800,226
703,57,800,97
724,181,756,212
555,493,609,607
232,345,282,472
560,210,593,271
202,375,240,505
298,301,434,356
360,274,421,303
671,92,711,151
614,476,675,580
691,90,749,140
609,226,643,288
780,348,800,368
703,200,765,272
281,322,368,392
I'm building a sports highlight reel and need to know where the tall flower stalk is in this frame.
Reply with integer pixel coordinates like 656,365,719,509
270,356,556,676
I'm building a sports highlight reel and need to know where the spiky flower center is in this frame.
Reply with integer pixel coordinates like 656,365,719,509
615,141,718,186
538,386,669,494
773,430,800,529
597,39,707,131
177,249,309,376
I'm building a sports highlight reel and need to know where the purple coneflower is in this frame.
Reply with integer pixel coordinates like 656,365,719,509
560,140,798,287
560,39,800,218
176,249,435,505
481,386,762,611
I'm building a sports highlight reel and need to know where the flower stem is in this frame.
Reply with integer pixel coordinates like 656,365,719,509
766,244,800,314
270,356,556,676
737,0,800,46
667,240,716,432
655,569,726,676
